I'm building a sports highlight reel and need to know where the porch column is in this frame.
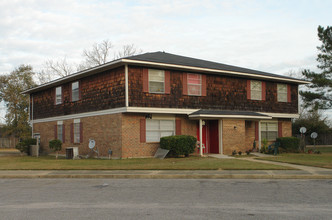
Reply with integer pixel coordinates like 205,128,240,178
199,119,203,156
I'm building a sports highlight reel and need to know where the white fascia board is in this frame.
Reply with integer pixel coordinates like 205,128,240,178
189,114,272,120
122,59,310,84
258,112,299,119
125,107,198,114
32,107,127,123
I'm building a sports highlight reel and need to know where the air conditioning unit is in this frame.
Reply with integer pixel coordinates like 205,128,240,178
66,147,79,159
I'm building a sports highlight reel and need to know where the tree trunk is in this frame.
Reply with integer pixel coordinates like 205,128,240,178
56,151,58,160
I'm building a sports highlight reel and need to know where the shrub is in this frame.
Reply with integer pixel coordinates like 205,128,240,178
49,139,62,159
232,150,237,156
15,138,37,155
238,151,242,155
246,150,251,155
276,137,300,153
160,135,196,157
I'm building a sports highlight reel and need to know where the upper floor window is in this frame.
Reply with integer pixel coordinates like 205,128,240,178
71,81,79,102
55,86,62,105
146,119,175,142
261,122,278,141
187,73,202,96
149,69,165,93
277,84,287,102
250,80,262,100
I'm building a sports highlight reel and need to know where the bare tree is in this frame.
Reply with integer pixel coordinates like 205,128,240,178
81,39,113,68
115,44,143,59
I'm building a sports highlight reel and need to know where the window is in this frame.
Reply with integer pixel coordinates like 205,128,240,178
250,80,262,100
55,87,62,104
56,121,64,142
277,84,287,102
187,73,201,96
149,69,165,93
72,81,79,102
146,119,175,142
73,119,80,143
261,122,278,141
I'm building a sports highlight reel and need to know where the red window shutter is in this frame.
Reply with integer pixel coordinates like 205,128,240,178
278,121,282,138
143,68,149,92
70,123,74,143
287,85,291,102
140,119,146,143
201,74,207,96
183,73,188,95
176,119,181,135
165,70,171,94
69,84,72,102
247,80,251,100
62,124,65,143
54,125,57,139
78,81,82,100
80,122,83,143
255,122,259,141
262,82,266,101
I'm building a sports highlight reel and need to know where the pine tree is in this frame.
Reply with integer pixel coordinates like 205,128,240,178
301,25,332,110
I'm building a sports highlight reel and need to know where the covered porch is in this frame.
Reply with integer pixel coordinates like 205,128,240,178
189,110,272,156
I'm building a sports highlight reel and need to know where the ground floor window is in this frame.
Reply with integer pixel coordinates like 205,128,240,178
57,125,63,142
261,122,278,141
146,119,175,142
73,119,81,143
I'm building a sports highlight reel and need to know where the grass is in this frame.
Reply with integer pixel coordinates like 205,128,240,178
0,155,293,170
257,153,332,169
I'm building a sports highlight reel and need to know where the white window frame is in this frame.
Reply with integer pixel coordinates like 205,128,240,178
148,69,165,94
261,121,278,141
187,73,202,96
277,84,287,102
146,119,175,142
55,86,62,105
57,121,63,142
250,80,262,100
73,119,80,143
72,81,79,102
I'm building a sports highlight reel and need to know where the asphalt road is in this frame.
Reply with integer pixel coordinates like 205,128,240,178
0,179,331,220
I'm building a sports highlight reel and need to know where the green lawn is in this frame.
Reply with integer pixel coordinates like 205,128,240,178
0,156,293,170
257,153,332,169
305,146,332,153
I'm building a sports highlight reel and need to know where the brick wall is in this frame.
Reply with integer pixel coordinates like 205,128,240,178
222,119,246,155
245,120,256,151
33,113,122,158
31,67,125,120
128,66,298,114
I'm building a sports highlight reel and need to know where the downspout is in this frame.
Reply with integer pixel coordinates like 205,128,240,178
125,64,129,107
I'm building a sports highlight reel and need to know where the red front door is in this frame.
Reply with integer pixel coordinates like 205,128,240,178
197,120,219,154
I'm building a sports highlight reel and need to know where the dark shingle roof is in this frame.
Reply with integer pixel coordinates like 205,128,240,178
125,51,300,81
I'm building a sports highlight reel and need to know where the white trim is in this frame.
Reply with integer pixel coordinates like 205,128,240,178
74,119,80,123
125,64,129,107
57,121,63,125
126,107,198,114
32,107,127,123
258,121,261,150
258,112,299,118
189,114,272,119
199,119,203,156
122,59,309,84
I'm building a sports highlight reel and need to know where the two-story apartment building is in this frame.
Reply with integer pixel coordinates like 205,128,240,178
23,52,308,158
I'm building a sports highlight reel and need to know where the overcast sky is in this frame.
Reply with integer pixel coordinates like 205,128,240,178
0,0,331,122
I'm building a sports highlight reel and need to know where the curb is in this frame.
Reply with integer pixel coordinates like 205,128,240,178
1,174,332,179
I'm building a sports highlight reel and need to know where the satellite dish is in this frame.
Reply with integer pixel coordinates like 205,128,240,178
89,139,96,149
311,132,318,139
300,127,307,134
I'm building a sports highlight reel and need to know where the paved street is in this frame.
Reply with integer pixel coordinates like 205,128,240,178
0,179,331,219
